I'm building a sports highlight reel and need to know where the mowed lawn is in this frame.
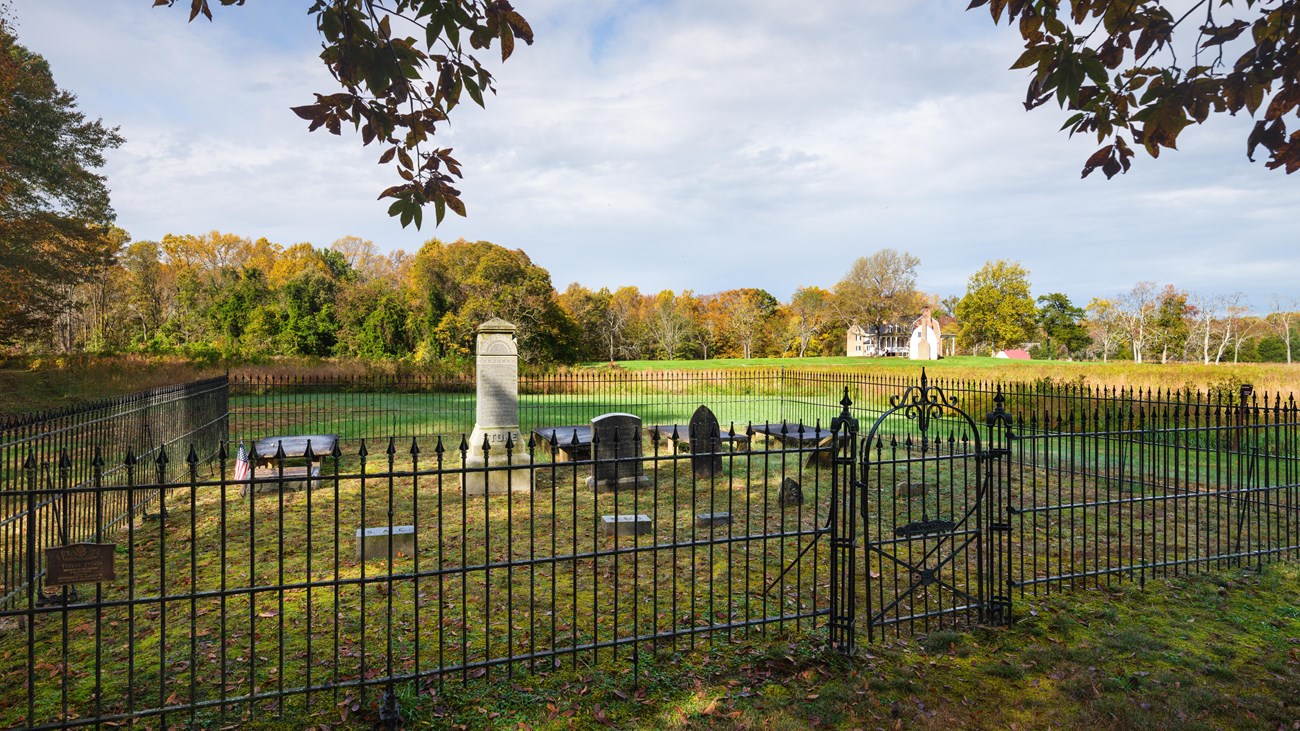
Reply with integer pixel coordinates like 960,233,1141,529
0,442,833,731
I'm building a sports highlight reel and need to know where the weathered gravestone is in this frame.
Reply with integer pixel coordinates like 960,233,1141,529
688,405,724,479
696,512,732,528
601,514,653,537
895,482,926,498
777,477,803,507
584,413,651,493
465,319,533,495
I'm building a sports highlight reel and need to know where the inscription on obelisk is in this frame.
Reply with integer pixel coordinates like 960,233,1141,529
464,318,532,495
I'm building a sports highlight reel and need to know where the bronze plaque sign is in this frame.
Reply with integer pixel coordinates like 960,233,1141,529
45,543,116,586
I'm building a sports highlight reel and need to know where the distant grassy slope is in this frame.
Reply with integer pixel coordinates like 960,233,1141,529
592,356,1300,396
5,354,1300,419
0,355,223,417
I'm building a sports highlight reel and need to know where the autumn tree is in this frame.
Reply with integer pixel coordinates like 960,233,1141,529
1085,297,1123,362
1189,292,1219,365
404,238,578,362
788,286,832,357
608,286,648,360
954,260,1037,353
120,241,169,342
715,288,779,359
0,16,124,343
646,290,693,360
692,294,730,360
269,242,339,287
330,236,387,281
973,1,1300,177
832,249,923,339
160,0,532,227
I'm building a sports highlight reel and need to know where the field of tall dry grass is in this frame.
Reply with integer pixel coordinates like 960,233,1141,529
4,353,1300,417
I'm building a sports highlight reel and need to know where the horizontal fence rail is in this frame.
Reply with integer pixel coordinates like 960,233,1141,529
1,378,228,612
4,367,1300,729
1,431,833,730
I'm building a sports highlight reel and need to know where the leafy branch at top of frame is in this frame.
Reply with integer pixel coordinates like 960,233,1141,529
156,0,533,229
970,0,1300,178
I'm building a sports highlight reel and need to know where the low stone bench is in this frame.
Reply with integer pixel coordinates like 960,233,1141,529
240,464,321,497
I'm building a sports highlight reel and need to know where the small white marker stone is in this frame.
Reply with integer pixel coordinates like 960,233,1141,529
601,514,652,537
355,525,416,561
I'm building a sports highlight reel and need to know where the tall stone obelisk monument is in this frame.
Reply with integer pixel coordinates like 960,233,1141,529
464,318,532,494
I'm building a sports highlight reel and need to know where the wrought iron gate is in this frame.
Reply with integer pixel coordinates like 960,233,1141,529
831,370,1013,650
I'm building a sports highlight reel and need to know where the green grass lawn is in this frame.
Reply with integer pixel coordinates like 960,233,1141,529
0,441,833,730
392,561,1300,730
228,391,826,445
6,422,1300,730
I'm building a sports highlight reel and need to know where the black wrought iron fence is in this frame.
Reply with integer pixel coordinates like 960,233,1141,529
4,368,1300,729
1006,405,1300,596
0,378,227,611
0,429,834,730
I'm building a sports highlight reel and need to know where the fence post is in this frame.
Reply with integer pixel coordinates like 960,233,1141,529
984,387,1014,625
829,388,858,654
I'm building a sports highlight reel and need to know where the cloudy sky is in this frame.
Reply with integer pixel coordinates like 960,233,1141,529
12,1,1299,307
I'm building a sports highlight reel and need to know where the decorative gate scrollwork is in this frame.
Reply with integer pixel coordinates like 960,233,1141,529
845,369,1012,644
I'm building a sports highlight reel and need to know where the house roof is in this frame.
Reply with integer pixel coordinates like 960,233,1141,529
995,349,1031,360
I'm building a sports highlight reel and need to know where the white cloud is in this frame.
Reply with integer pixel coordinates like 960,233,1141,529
12,0,1300,308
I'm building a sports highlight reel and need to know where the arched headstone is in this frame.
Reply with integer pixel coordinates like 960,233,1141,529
585,413,650,493
688,405,723,478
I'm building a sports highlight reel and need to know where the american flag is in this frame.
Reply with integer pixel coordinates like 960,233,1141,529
233,441,251,482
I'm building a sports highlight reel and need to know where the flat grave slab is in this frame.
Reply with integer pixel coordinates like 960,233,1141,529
355,525,416,561
601,514,652,537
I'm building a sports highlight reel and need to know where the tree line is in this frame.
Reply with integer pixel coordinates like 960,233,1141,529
16,235,1298,367
5,8,1295,368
